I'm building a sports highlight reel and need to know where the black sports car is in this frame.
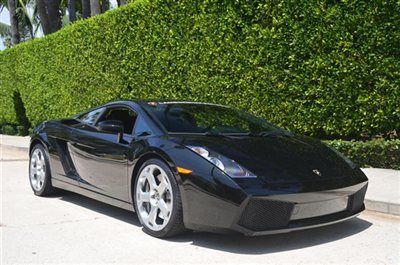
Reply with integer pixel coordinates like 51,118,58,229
29,100,368,237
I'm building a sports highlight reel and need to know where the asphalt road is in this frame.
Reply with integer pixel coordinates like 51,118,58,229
1,148,399,264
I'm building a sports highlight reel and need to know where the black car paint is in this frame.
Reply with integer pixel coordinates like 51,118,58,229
30,100,368,235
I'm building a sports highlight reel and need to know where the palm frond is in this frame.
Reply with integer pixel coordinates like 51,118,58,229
0,21,11,37
18,0,30,18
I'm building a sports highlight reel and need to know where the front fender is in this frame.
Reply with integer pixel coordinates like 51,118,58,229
152,138,248,231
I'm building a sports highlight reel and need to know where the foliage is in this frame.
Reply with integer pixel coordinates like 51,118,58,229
12,90,31,135
0,0,399,139
326,139,400,170
0,122,29,135
0,0,39,42
0,124,17,135
0,21,10,36
0,21,11,47
0,0,112,50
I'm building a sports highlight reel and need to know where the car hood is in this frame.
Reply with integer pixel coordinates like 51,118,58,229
169,133,360,184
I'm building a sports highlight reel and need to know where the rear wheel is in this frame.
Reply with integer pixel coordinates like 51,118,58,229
134,159,185,238
29,144,55,196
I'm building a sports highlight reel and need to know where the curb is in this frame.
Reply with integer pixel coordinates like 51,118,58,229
365,199,400,216
0,144,29,152
1,143,398,216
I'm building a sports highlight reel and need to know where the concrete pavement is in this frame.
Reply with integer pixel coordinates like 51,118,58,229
0,134,30,151
1,156,400,264
362,168,400,216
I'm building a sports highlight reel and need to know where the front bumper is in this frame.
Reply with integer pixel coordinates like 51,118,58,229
233,182,367,236
182,180,368,236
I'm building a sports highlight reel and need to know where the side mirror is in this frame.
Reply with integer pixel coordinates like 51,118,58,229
97,120,124,139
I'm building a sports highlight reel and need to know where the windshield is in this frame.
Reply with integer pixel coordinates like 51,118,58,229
142,102,285,135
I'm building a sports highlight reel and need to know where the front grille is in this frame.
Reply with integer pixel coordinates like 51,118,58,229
238,198,294,231
348,184,367,212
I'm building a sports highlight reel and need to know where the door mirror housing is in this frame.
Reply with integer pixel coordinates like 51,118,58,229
97,120,124,135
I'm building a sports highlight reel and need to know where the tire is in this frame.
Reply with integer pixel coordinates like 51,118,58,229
29,144,56,196
133,158,186,238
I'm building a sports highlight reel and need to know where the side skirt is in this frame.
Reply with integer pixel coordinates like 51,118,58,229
52,178,135,212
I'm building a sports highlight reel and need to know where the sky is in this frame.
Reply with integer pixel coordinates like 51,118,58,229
0,7,9,24
0,8,10,50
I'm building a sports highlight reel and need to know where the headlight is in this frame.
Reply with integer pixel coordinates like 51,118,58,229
187,146,256,178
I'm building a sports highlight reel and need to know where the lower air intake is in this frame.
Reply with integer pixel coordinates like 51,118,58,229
348,184,368,212
238,198,294,231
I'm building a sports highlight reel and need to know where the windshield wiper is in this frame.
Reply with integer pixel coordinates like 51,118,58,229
203,131,222,136
203,130,243,139
258,131,279,137
229,131,286,137
257,130,293,137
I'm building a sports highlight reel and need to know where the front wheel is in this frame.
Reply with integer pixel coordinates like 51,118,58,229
134,159,185,238
29,144,55,196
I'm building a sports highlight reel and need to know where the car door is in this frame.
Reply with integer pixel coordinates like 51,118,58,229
68,105,137,202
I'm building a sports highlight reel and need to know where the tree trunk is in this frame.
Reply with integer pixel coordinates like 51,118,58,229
90,0,100,17
68,0,76,22
7,0,20,45
81,0,91,18
101,0,109,13
36,0,52,35
45,0,61,33
90,0,100,16
117,0,127,7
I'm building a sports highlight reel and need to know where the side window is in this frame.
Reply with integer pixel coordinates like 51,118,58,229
97,107,137,134
133,115,151,135
79,108,104,126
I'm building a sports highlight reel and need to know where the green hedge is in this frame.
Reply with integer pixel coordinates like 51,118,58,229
0,0,399,139
326,139,400,170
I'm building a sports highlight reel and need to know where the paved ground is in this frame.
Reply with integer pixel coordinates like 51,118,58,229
1,148,400,264
362,168,400,215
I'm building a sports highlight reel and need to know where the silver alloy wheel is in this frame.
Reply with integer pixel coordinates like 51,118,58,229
136,164,173,231
30,149,46,191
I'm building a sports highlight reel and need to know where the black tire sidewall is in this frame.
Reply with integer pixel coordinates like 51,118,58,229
133,158,183,238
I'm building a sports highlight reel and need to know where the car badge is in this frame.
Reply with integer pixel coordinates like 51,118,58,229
313,169,322,176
